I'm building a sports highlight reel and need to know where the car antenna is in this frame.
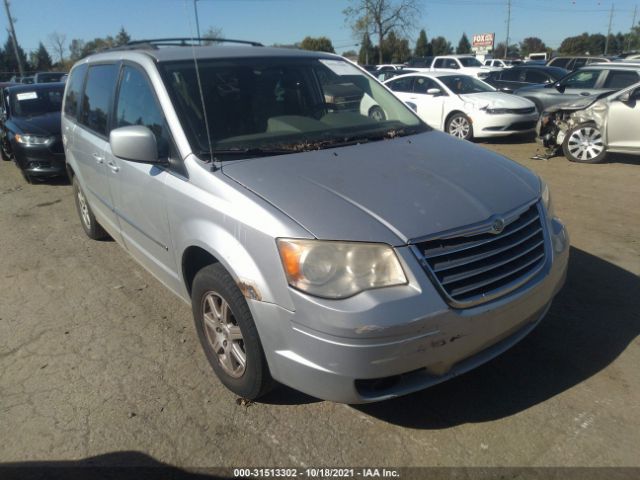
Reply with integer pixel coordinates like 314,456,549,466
184,1,217,170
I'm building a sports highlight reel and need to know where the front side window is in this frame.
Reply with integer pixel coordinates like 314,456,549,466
63,63,87,118
10,86,64,117
438,75,495,94
79,64,119,136
160,57,426,160
561,70,600,89
116,66,170,158
413,76,438,94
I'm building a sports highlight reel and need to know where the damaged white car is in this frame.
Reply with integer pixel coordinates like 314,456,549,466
537,81,640,163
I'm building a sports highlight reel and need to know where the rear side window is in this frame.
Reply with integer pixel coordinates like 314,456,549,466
387,76,414,93
603,70,639,89
79,64,119,136
524,70,549,84
433,58,445,68
115,65,171,158
549,58,571,69
501,69,522,81
64,63,87,118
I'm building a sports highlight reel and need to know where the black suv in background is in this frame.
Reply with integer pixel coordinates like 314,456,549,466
484,65,569,93
0,83,66,182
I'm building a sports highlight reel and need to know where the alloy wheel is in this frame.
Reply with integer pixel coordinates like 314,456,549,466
202,291,246,378
449,116,470,139
77,187,91,229
567,126,604,162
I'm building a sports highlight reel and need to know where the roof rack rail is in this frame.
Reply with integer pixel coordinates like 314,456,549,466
113,37,263,50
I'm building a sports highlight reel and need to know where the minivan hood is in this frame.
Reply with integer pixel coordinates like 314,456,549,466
459,91,535,109
222,131,540,245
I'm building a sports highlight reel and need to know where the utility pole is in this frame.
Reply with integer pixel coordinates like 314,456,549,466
627,5,637,52
193,0,201,43
2,0,24,77
504,0,511,59
604,3,614,55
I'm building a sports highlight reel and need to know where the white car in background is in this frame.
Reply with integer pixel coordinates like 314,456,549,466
385,72,538,140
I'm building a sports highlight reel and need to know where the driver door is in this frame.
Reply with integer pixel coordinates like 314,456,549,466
605,86,640,151
408,76,445,128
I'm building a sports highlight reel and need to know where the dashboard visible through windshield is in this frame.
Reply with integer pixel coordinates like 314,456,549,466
160,57,427,160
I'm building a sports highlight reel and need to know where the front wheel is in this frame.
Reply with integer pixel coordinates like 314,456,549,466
562,123,607,164
446,113,473,140
192,263,274,400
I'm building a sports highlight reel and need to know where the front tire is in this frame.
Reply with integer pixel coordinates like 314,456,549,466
192,263,274,400
73,177,108,239
562,123,607,164
446,113,473,140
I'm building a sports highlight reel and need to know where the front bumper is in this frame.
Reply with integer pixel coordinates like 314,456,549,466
250,218,569,403
472,111,539,138
13,138,66,178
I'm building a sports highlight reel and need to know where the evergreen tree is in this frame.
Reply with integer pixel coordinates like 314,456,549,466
30,42,53,71
456,33,471,54
114,27,131,47
414,29,429,57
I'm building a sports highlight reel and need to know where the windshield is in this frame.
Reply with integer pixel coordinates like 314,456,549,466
459,57,483,67
36,73,65,83
9,86,64,117
159,57,427,160
439,75,495,94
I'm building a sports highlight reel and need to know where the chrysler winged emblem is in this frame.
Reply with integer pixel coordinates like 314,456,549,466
490,218,505,234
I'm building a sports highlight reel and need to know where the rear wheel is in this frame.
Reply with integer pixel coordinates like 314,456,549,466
192,263,274,400
73,177,108,239
562,123,607,164
446,113,473,140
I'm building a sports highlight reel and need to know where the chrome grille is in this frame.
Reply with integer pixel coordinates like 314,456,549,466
415,203,546,307
506,107,536,115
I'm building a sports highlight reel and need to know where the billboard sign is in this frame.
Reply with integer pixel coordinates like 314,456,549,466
472,33,495,48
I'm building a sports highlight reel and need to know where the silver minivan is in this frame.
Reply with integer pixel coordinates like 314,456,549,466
62,40,569,403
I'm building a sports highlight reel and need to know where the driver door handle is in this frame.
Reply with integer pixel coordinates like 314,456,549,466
92,153,104,164
106,160,120,173
580,92,591,96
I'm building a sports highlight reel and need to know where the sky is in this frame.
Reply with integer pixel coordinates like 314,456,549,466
5,0,640,57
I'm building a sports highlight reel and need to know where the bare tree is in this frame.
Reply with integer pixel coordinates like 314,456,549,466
344,0,420,64
48,32,67,64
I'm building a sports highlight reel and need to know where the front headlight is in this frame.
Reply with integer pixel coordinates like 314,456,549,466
277,239,407,299
540,179,554,218
15,134,52,145
484,107,508,114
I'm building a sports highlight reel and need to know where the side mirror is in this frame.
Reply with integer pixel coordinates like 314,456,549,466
554,82,566,93
501,87,513,93
110,125,159,164
426,88,442,96
618,91,631,103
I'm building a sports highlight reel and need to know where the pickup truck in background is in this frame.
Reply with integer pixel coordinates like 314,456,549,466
429,55,501,79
